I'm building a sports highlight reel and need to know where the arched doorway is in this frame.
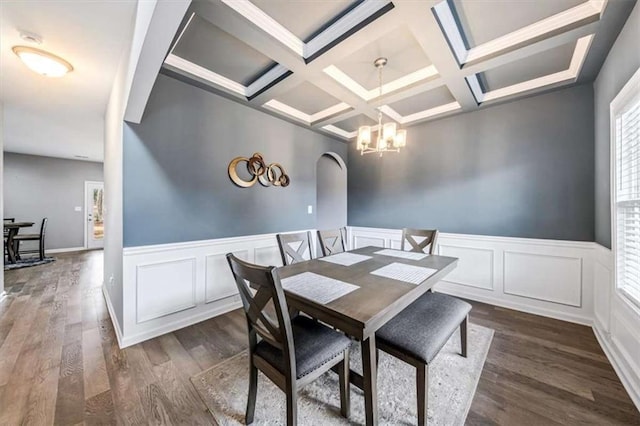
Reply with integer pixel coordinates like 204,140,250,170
316,152,347,230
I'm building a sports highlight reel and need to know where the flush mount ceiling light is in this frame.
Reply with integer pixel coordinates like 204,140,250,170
12,46,73,77
357,57,407,156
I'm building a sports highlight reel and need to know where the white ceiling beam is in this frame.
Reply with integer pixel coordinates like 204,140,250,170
124,0,191,123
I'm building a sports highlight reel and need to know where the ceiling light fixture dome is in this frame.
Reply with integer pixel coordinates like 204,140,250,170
12,46,73,77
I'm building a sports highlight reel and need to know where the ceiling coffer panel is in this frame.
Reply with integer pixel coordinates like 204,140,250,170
335,26,433,91
249,0,356,42
481,40,577,91
334,114,377,133
451,0,585,47
275,81,343,115
387,86,456,117
173,14,277,86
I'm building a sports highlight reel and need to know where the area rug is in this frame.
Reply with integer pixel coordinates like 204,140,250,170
4,257,55,271
191,323,493,425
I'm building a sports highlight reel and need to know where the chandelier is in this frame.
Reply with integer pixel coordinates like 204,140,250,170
356,57,407,156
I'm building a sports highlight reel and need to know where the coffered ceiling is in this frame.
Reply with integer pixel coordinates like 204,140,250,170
162,0,636,142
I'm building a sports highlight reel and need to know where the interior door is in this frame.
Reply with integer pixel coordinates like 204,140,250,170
85,181,104,249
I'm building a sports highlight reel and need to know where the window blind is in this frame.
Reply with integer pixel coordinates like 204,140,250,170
615,95,640,304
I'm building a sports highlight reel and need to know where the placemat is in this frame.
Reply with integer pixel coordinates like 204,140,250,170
281,272,359,304
318,252,372,266
374,249,429,260
370,262,437,285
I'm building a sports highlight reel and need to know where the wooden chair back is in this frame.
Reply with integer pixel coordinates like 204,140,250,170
317,229,346,256
226,254,296,367
276,231,313,265
401,228,439,254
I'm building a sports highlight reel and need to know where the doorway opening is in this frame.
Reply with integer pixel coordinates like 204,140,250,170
84,181,104,249
316,153,347,231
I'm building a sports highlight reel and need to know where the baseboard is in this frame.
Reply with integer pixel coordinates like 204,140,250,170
102,285,124,348
119,298,242,348
593,325,640,410
436,284,593,326
48,246,87,254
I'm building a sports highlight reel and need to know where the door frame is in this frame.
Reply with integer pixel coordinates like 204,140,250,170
84,180,104,249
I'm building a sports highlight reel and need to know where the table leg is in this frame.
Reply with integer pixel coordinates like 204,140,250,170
6,228,18,264
362,336,378,426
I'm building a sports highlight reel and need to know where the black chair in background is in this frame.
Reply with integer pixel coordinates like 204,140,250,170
276,231,313,265
14,217,48,261
317,228,347,257
375,227,471,426
226,254,351,425
3,218,15,258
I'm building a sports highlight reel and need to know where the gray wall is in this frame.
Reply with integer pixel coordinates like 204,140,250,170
3,153,103,249
317,154,347,230
594,2,640,248
123,74,347,247
348,84,595,241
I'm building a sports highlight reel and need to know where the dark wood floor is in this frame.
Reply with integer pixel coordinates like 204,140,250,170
1,250,638,425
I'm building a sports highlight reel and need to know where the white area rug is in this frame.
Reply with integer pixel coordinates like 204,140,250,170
191,323,493,425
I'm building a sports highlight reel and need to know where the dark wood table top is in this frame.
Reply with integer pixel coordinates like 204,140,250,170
3,221,34,229
277,246,458,339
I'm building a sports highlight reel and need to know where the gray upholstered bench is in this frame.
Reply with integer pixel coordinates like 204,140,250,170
376,291,472,425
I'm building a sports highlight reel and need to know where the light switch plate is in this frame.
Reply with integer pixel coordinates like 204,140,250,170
74,206,82,212
307,205,313,214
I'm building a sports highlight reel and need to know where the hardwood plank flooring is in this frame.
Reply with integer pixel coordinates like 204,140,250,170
1,250,638,425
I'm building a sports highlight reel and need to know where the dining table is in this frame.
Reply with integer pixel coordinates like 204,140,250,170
277,245,458,425
3,221,35,264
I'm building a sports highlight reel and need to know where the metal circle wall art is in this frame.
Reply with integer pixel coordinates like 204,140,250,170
228,153,290,188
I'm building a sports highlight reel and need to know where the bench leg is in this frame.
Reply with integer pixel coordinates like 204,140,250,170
417,363,428,426
460,315,468,358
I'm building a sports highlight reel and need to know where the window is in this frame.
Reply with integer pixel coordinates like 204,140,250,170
612,67,640,307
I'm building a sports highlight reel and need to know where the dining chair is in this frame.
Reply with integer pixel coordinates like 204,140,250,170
317,228,346,257
377,227,470,425
3,218,14,258
226,254,351,425
276,231,313,265
14,217,48,261
401,228,439,254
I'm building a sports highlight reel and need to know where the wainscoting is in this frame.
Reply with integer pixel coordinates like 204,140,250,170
120,231,316,348
351,227,594,325
592,244,640,409
116,227,639,409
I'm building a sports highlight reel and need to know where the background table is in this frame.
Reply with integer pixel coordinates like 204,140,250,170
4,221,35,264
277,246,458,425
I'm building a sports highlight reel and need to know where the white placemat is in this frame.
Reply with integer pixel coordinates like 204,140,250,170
374,249,429,260
280,272,359,304
370,262,437,285
318,252,372,266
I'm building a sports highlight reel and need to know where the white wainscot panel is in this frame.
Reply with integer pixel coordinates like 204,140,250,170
389,239,402,250
594,261,612,331
255,246,282,266
354,236,385,249
439,245,494,290
136,258,196,323
205,250,247,304
503,251,582,307
611,311,640,376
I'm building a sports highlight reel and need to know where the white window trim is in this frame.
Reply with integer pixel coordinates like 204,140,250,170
610,66,640,310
